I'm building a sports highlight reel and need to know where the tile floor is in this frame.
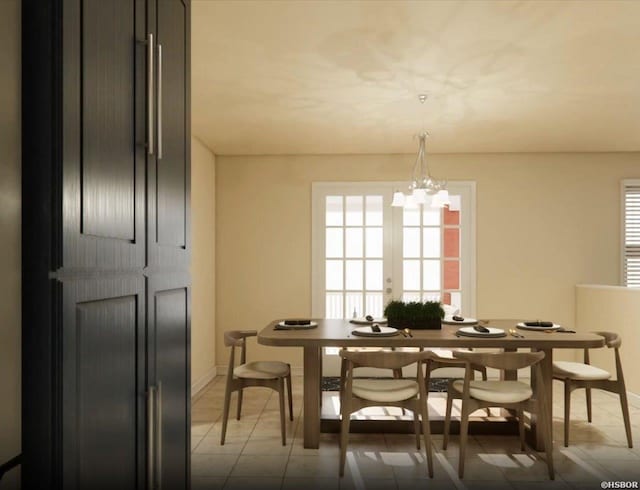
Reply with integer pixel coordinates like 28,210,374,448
191,376,640,489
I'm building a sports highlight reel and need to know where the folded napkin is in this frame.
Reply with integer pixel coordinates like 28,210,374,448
284,319,311,325
524,321,554,327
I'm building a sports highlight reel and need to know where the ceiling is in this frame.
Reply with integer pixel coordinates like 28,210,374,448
191,0,640,156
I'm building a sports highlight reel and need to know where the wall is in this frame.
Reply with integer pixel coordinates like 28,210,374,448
0,0,21,487
191,137,217,395
0,0,21,485
216,152,640,371
576,284,640,394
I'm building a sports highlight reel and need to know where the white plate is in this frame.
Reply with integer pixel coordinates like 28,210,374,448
276,321,318,329
456,326,506,338
351,326,399,337
350,317,388,325
517,323,561,331
442,316,478,325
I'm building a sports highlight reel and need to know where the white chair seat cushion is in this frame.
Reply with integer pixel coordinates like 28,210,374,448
553,361,611,380
352,379,419,403
452,380,533,403
234,361,289,379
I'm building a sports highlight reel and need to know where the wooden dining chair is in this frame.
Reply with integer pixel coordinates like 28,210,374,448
220,330,293,445
338,349,435,478
553,331,633,448
441,350,554,480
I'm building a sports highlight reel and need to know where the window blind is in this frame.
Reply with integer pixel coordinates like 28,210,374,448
623,180,640,287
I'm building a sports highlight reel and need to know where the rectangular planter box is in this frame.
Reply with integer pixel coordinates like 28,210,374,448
387,317,442,330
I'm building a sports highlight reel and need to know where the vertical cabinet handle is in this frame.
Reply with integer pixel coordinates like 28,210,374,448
157,44,163,160
156,381,163,489
146,386,156,490
147,33,154,155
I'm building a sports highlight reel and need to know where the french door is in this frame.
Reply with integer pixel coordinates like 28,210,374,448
312,182,476,320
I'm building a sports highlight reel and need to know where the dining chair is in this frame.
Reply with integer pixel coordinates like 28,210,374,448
440,350,554,480
338,348,435,478
220,330,293,445
425,347,489,384
552,331,633,448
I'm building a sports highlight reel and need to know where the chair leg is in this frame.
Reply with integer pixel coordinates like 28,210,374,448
413,407,421,450
278,378,287,446
236,388,244,420
563,381,571,447
539,392,555,479
443,392,453,450
619,388,634,448
220,383,233,445
458,402,470,479
339,400,351,476
419,399,434,478
286,372,294,421
517,408,526,451
586,387,593,423
339,358,347,409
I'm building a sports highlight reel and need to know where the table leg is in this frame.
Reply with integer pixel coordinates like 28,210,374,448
303,345,321,449
501,347,517,381
530,348,553,451
499,347,518,418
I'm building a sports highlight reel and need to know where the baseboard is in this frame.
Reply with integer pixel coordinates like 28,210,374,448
627,390,640,407
191,366,217,398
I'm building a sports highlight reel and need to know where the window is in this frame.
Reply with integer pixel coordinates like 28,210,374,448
312,182,476,318
622,180,640,287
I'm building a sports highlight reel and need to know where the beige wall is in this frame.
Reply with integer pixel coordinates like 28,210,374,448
0,0,21,486
216,152,640,371
576,284,640,394
191,137,217,394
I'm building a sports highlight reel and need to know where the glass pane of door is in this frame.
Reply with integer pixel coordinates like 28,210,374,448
321,189,392,319
394,194,464,313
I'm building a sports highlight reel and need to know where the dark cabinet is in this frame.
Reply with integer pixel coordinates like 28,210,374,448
22,1,190,489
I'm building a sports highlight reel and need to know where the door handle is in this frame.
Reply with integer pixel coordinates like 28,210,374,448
146,385,156,490
157,44,163,160
146,34,154,155
156,381,163,489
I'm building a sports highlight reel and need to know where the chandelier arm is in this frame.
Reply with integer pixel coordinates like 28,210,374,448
411,141,423,189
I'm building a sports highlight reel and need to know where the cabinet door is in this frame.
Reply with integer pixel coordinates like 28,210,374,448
62,0,146,271
148,0,191,270
61,277,146,490
146,1,191,487
58,1,148,488
148,275,190,489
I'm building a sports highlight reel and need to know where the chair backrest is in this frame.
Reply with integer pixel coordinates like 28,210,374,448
453,350,545,370
340,348,433,370
591,331,621,349
224,330,257,347
224,330,257,373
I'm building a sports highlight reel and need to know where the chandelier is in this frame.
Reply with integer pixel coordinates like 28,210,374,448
391,95,450,209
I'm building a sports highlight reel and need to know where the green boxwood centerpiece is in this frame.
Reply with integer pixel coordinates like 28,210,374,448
383,300,444,330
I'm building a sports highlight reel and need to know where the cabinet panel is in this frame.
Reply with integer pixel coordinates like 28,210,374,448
149,278,190,489
157,0,187,247
149,0,190,269
82,0,135,240
61,277,145,490
62,0,146,270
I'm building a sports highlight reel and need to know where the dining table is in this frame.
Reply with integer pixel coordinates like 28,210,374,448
258,318,605,450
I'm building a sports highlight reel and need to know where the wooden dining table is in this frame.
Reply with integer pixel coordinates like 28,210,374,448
258,318,605,450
